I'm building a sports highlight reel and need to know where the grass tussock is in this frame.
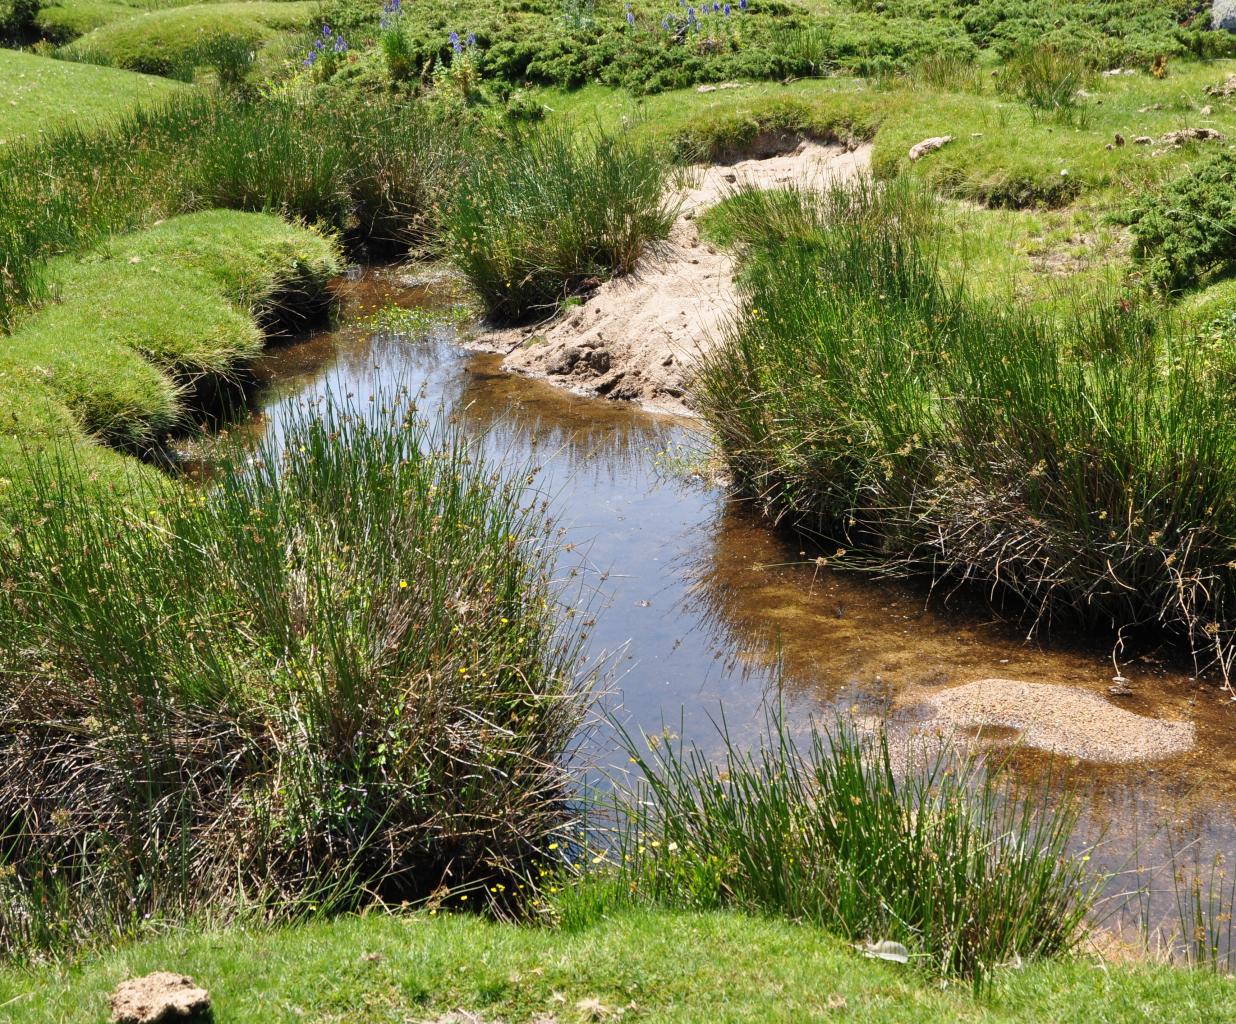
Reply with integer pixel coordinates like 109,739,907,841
441,126,679,323
609,713,1090,985
0,393,589,958
0,90,469,328
696,178,1236,675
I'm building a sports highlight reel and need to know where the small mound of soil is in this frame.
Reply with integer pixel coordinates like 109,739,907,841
470,141,872,416
110,972,211,1024
916,679,1195,763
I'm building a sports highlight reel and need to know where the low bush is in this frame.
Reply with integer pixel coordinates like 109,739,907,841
695,178,1236,673
0,394,589,957
1123,151,1236,292
612,712,1091,984
442,126,678,322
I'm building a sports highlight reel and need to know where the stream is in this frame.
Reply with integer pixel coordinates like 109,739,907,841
192,268,1236,951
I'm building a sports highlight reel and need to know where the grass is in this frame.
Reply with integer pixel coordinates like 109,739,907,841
0,89,467,327
58,2,318,78
536,56,1236,210
609,714,1090,984
442,125,679,322
695,176,1236,674
1,907,1234,1022
35,0,308,41
0,209,338,483
0,392,588,958
0,46,185,142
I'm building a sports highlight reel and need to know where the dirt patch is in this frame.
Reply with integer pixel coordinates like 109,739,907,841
468,141,872,416
110,973,211,1024
911,679,1195,764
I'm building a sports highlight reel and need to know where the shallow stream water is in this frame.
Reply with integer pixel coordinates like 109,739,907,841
194,269,1236,949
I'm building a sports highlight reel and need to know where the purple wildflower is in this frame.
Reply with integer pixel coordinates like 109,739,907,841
449,30,462,53
627,10,635,25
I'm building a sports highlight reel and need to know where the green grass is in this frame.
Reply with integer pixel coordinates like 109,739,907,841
3,208,339,445
35,0,307,41
0,393,587,957
59,2,318,77
695,176,1236,671
442,125,679,322
0,209,338,494
0,47,185,142
611,715,1090,984
1,907,1233,1022
536,56,1236,209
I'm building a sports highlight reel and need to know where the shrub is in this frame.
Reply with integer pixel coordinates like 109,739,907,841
1124,152,1236,292
0,0,40,44
613,712,1092,984
695,178,1236,673
0,394,589,956
442,126,678,322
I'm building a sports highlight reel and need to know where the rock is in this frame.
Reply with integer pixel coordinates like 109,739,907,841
583,347,611,373
908,135,953,162
1102,68,1137,77
1206,72,1236,97
110,973,211,1024
1161,127,1225,146
545,347,582,375
1215,1,1236,32
1134,136,1154,145
1114,132,1125,146
1202,104,1214,116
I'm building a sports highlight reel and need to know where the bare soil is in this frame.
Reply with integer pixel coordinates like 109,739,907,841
468,140,872,416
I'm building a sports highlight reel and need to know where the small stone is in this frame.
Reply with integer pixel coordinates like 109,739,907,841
1114,132,1125,146
1201,104,1214,116
110,973,211,1024
908,135,953,162
1133,136,1154,145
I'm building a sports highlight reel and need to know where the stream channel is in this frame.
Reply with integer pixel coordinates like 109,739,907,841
189,267,1236,951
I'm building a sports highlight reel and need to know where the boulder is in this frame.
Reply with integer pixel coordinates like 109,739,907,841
111,973,211,1024
1215,1,1236,32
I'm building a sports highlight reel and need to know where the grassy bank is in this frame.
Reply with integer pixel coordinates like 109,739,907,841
696,177,1236,672
2,907,1232,1023
0,209,338,499
59,2,317,78
0,46,185,140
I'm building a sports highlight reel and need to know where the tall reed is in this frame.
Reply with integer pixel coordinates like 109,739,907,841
0,392,589,957
611,712,1091,985
695,178,1236,676
442,126,679,322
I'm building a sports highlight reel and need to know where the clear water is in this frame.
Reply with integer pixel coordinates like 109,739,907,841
194,268,1236,950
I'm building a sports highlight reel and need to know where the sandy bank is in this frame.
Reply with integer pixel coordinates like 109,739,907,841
467,140,872,416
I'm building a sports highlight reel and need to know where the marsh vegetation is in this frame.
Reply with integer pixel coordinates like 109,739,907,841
2,0,1236,1016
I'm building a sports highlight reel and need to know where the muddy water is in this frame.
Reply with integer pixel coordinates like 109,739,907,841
206,270,1236,943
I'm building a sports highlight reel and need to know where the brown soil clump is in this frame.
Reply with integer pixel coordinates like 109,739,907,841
110,972,211,1024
